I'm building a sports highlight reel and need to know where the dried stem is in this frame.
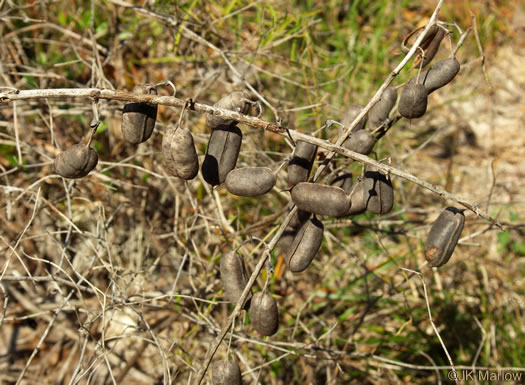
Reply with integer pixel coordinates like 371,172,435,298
0,87,500,228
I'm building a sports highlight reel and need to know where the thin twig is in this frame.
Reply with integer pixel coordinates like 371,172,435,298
470,11,492,89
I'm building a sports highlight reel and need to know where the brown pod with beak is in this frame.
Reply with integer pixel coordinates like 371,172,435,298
362,168,394,215
398,83,428,119
162,126,199,180
202,125,243,186
424,207,465,267
285,216,324,273
54,125,98,179
121,84,158,144
368,87,397,129
342,130,377,155
345,179,367,216
288,140,317,186
220,251,252,309
249,292,279,336
341,104,367,132
225,167,276,197
206,91,253,129
291,182,351,218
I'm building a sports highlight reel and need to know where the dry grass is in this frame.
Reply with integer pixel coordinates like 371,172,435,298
0,1,524,384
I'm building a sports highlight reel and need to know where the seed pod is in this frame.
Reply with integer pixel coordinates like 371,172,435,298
225,167,276,197
402,24,440,54
341,104,367,132
288,140,317,186
421,57,460,93
398,83,428,119
424,207,465,267
346,180,367,216
249,292,279,336
121,84,158,144
54,143,98,179
202,126,242,186
291,182,351,217
330,172,353,194
415,27,446,68
288,209,311,230
368,87,397,129
285,216,324,273
162,127,199,180
342,130,377,155
206,91,252,129
212,359,243,385
276,230,297,256
220,252,252,309
363,168,393,215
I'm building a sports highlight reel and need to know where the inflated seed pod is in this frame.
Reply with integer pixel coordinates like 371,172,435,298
225,167,276,197
342,130,377,155
346,180,367,216
276,229,297,256
54,143,98,179
285,216,324,273
287,140,317,186
291,182,351,217
421,57,460,93
121,84,158,144
288,209,311,230
330,172,353,194
212,359,243,385
424,207,465,267
162,126,199,180
206,91,252,129
341,104,367,132
398,83,428,119
402,24,440,54
416,27,446,68
249,292,279,336
368,87,398,129
219,251,252,309
202,125,242,186
363,168,393,215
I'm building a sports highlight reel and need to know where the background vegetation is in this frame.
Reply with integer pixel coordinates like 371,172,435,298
0,0,524,384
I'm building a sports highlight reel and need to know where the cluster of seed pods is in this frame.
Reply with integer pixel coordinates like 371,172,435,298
49,24,467,384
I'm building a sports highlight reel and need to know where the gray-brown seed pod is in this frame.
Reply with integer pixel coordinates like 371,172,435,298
368,87,398,129
416,27,446,68
363,168,394,215
212,359,243,385
341,104,367,132
424,207,465,267
420,57,461,94
206,91,252,129
285,216,324,273
287,140,317,186
162,126,199,180
346,180,367,216
202,125,242,186
121,84,158,144
219,251,252,309
287,209,312,230
398,83,428,119
330,171,353,194
249,292,279,336
291,182,351,217
54,143,98,179
276,229,297,256
225,167,276,197
342,130,377,155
